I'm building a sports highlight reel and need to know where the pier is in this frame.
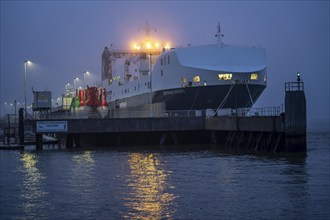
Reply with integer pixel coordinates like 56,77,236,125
16,80,306,152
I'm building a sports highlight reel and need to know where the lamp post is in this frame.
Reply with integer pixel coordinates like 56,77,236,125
65,83,70,96
73,77,79,97
24,60,31,112
83,71,90,106
4,102,7,114
73,77,79,112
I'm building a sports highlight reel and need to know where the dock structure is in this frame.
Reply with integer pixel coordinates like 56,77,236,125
20,80,307,152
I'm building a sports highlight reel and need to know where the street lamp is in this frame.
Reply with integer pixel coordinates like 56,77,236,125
4,102,7,114
65,83,70,96
83,71,91,106
73,77,79,97
24,60,31,112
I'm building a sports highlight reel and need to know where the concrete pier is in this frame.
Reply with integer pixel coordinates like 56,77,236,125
21,79,307,153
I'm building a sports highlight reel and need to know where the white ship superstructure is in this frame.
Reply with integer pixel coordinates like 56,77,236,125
102,22,267,115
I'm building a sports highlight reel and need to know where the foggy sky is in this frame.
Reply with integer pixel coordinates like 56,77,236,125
0,1,329,121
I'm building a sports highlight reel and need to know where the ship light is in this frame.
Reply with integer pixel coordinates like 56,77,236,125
146,42,151,49
193,76,200,83
218,73,232,80
164,43,171,50
155,42,159,48
132,43,141,50
250,73,259,80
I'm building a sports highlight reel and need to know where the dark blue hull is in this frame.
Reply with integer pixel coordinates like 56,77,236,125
110,84,266,111
153,84,265,110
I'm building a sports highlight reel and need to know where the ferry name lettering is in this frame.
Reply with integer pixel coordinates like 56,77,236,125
163,89,185,96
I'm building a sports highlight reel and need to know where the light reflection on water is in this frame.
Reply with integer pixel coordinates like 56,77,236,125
69,150,96,196
0,133,328,219
19,152,48,218
123,153,176,219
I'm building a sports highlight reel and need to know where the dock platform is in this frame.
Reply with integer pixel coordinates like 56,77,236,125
20,80,306,152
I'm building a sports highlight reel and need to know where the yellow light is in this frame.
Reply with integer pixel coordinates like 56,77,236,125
193,75,200,83
164,43,171,50
155,42,159,48
218,73,232,80
146,42,151,49
250,73,258,80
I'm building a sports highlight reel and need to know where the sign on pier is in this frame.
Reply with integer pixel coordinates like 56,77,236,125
36,121,68,133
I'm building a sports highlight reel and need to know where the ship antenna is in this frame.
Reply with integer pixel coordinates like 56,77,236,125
215,21,224,47
138,21,156,40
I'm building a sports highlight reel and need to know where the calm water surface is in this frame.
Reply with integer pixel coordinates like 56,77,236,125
0,132,329,219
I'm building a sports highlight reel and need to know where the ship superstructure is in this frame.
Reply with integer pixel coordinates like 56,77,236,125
102,22,267,116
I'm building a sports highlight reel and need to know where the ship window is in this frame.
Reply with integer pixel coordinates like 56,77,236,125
193,76,200,83
181,77,187,83
264,75,267,82
218,73,232,80
250,73,259,80
168,55,170,64
161,70,163,76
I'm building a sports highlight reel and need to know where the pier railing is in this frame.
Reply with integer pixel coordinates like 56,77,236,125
285,81,304,92
39,104,284,120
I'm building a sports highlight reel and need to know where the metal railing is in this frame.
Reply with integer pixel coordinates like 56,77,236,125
35,104,285,120
285,81,304,92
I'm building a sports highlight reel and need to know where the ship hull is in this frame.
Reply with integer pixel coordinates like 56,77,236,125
109,84,266,111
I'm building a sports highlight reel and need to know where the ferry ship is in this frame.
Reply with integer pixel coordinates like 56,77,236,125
101,22,267,116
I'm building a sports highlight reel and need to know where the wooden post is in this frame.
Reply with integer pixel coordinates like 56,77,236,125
18,108,24,146
36,133,43,150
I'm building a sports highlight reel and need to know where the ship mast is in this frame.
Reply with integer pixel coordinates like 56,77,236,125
138,21,156,40
215,21,224,47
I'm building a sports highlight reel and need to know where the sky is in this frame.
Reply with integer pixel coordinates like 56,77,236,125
0,1,329,122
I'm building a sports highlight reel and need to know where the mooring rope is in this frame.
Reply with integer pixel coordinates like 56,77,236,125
245,81,254,107
214,82,235,116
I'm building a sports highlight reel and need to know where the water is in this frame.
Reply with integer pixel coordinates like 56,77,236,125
1,132,329,219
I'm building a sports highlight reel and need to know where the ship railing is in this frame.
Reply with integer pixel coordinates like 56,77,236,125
231,104,284,117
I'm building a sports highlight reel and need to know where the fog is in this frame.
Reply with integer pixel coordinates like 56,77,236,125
1,1,329,125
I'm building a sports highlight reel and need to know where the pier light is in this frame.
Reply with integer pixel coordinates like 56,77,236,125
83,71,91,106
65,83,71,96
24,60,32,112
